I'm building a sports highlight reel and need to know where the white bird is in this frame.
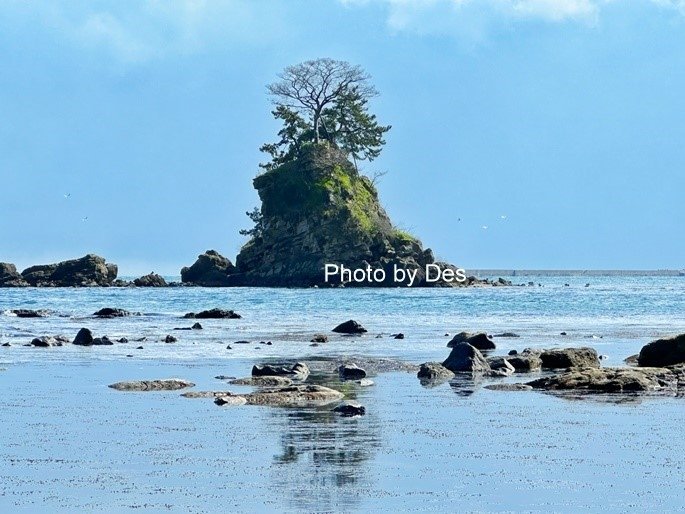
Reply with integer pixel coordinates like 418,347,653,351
481,225,488,230
500,215,507,220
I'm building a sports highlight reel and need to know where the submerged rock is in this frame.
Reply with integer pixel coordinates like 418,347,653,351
181,250,237,286
108,379,195,391
447,332,495,351
637,334,685,367
183,308,241,319
133,273,167,287
333,401,366,417
332,320,367,334
21,254,117,287
243,384,344,407
527,367,677,393
0,263,29,287
538,347,600,369
442,343,491,374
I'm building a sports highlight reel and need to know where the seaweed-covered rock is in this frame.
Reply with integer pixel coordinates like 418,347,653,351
108,379,195,391
243,384,344,407
447,332,495,351
181,250,237,286
442,343,491,373
21,254,117,287
637,334,685,367
527,367,676,393
228,376,293,387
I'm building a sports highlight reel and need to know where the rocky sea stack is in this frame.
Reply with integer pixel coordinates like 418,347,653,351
216,145,467,287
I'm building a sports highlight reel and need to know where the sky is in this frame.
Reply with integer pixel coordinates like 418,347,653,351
1,0,684,274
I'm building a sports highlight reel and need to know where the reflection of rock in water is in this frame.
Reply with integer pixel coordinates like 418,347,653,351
449,374,484,397
269,406,381,510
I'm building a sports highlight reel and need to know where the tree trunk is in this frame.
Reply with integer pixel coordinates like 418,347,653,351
313,109,320,144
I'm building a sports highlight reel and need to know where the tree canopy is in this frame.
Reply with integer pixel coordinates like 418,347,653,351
260,58,391,171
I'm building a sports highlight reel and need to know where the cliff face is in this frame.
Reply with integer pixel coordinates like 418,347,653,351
231,144,460,287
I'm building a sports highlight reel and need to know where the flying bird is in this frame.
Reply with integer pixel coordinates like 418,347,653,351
64,193,71,199
82,217,88,222
481,225,488,230
500,215,507,220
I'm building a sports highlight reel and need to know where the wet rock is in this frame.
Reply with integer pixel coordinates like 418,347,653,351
2,342,10,347
539,347,600,369
228,376,293,387
11,309,48,318
505,352,542,372
333,401,366,417
243,385,344,407
0,263,29,287
214,394,248,406
181,250,236,286
31,336,63,347
508,349,518,356
417,362,455,381
442,343,491,373
527,367,677,393
181,391,234,398
332,320,367,334
92,336,113,345
393,333,405,339
118,337,128,343
164,335,177,343
486,357,516,376
625,354,639,366
338,363,367,380
93,308,133,318
108,379,195,391
447,332,495,351
21,254,117,287
637,334,685,367
484,383,533,391
133,273,167,287
252,362,309,378
192,323,203,330
310,334,328,343
183,308,241,319
493,332,520,338
72,328,94,346
136,346,144,350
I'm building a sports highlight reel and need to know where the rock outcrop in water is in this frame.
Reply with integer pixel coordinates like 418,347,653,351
20,254,117,287
181,250,236,286
0,263,28,287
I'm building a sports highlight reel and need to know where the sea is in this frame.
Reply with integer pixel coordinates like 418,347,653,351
1,273,684,512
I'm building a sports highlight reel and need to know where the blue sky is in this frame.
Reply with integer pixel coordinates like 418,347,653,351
1,0,684,274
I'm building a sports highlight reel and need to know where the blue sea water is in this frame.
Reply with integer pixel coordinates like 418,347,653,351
0,275,684,512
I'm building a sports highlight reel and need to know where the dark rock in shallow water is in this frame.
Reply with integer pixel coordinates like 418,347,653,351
485,383,533,391
393,333,405,339
493,332,521,338
133,273,167,287
183,308,241,319
92,336,113,346
527,367,677,393
333,401,366,417
181,391,235,399
252,362,309,378
214,394,248,406
31,336,64,347
93,308,133,318
637,334,685,367
243,385,344,407
338,363,367,380
505,352,542,372
486,357,516,376
181,250,237,286
72,328,94,346
229,376,293,387
332,320,367,334
21,254,117,287
310,334,328,343
447,332,495,351
164,335,177,343
0,263,29,287
417,362,455,382
442,343,491,373
11,309,48,318
108,379,195,391
539,347,600,369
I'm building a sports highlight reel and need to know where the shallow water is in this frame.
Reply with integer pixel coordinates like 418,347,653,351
1,275,684,512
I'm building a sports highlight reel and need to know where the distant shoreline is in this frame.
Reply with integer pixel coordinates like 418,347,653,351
471,269,685,277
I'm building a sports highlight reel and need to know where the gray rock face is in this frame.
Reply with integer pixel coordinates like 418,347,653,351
638,334,685,367
251,362,309,378
338,363,367,380
332,320,367,334
73,328,94,346
243,384,344,407
183,309,241,319
108,379,195,391
333,401,366,417
21,254,117,287
0,263,29,287
447,332,496,351
539,347,600,369
417,362,455,381
228,376,293,387
181,250,236,286
442,343,491,373
527,367,677,393
134,273,167,287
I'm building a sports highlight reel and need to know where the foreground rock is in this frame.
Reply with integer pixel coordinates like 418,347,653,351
252,362,309,378
442,343,491,373
527,367,677,393
183,308,241,319
332,320,367,334
637,334,685,367
108,379,195,391
538,347,600,369
134,273,167,287
333,401,366,417
447,332,495,351
93,308,133,318
0,263,29,287
417,362,455,381
21,254,117,287
181,250,236,286
242,385,344,407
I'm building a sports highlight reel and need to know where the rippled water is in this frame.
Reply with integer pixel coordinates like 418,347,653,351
1,275,684,512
